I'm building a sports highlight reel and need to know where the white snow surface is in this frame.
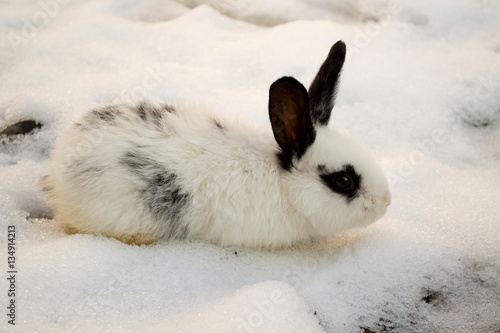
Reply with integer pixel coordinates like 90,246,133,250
1,0,500,332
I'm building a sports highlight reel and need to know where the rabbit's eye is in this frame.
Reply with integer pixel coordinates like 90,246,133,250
318,164,361,201
334,174,354,191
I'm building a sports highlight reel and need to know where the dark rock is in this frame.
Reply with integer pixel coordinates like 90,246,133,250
1,120,42,136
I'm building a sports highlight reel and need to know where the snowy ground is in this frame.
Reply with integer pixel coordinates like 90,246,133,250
1,0,500,332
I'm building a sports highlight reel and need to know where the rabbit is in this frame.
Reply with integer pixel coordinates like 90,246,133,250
39,40,391,249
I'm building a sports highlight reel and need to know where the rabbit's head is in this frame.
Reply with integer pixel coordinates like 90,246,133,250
269,41,391,236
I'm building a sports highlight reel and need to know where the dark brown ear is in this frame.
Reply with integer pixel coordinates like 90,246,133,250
308,40,346,126
269,77,316,170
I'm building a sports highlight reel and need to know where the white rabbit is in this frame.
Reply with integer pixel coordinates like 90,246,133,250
39,41,391,248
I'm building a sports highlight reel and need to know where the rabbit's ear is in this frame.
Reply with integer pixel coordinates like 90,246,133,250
269,77,315,170
308,40,346,126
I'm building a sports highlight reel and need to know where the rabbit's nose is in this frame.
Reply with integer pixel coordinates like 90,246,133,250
383,191,391,207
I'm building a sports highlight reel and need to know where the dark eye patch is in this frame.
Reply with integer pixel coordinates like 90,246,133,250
318,164,361,202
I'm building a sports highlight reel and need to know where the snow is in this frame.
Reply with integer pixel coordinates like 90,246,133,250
1,0,500,332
